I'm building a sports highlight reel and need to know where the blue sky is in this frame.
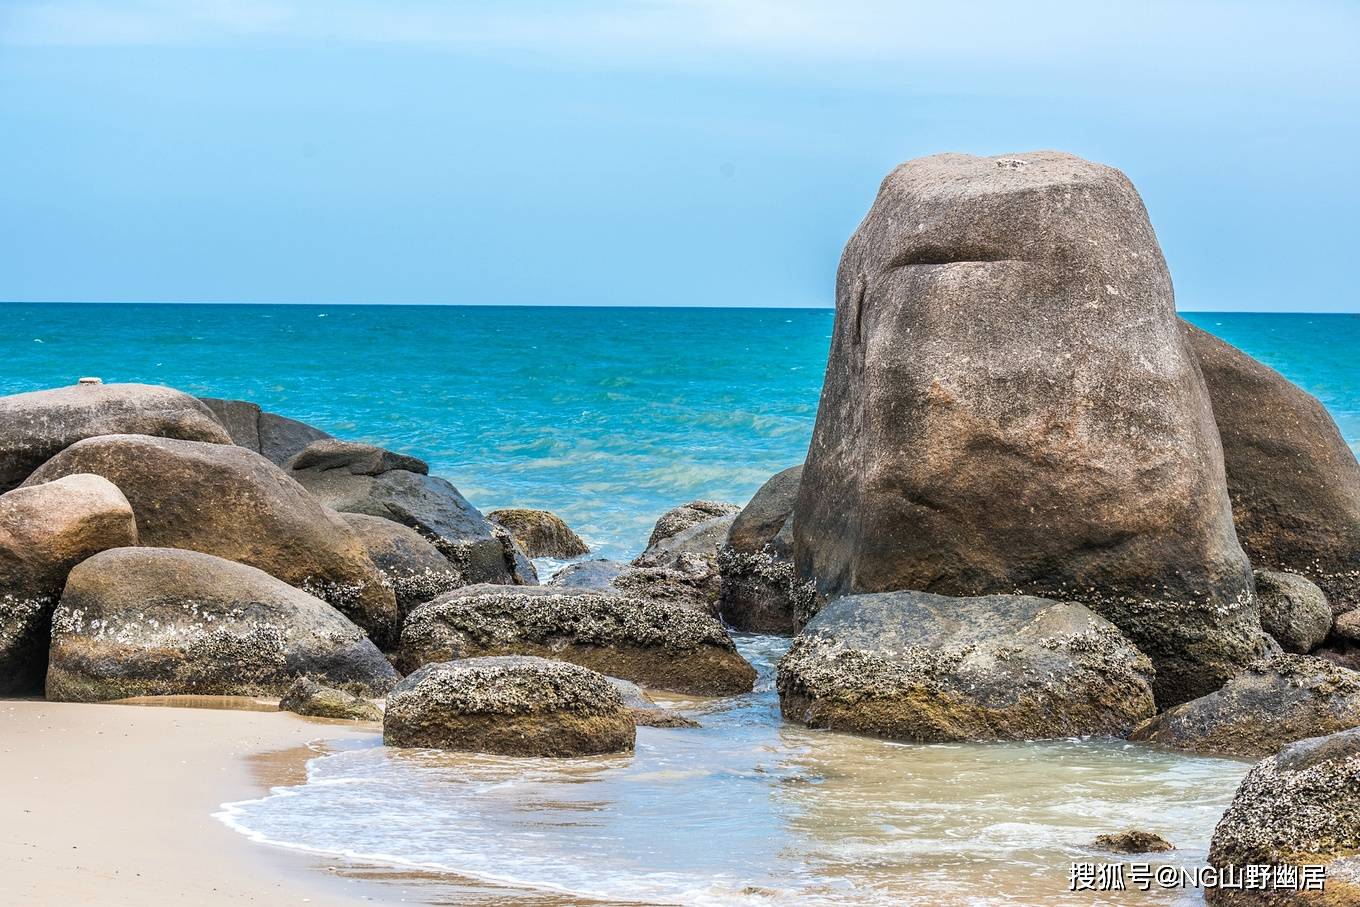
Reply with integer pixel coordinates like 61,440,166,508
1,1,1356,310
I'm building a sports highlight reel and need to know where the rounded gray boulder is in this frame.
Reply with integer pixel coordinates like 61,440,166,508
382,655,635,756
1254,569,1332,654
777,590,1156,742
48,547,399,702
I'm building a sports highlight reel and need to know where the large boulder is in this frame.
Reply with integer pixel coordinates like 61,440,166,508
487,508,589,559
777,590,1156,743
1255,570,1333,654
382,656,635,756
286,439,518,587
25,434,398,646
0,383,231,492
645,500,740,550
717,465,815,634
1207,727,1360,905
199,397,334,466
47,547,399,702
395,584,756,696
1186,322,1360,615
793,151,1262,706
1129,655,1360,758
339,513,465,628
0,475,137,694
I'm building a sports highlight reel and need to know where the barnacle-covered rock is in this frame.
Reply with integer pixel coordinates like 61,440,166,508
777,590,1155,742
717,464,813,634
1207,726,1360,905
1254,570,1333,654
1130,655,1360,758
0,474,138,694
549,559,627,590
395,584,756,696
0,383,231,492
383,655,635,756
24,434,398,646
278,676,383,722
47,547,398,702
340,513,465,629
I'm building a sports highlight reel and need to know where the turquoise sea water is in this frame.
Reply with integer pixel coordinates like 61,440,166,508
2,303,1357,561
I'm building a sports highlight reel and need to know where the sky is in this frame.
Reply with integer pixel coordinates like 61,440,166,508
0,1,1356,311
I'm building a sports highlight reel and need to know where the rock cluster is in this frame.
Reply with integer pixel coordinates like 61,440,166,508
395,584,756,696
792,151,1264,707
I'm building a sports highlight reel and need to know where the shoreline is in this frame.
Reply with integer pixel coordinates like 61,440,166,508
0,697,624,907
0,697,386,906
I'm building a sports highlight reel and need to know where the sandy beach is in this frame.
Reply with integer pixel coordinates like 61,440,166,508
0,698,386,907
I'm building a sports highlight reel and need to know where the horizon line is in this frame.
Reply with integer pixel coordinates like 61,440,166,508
0,300,1356,316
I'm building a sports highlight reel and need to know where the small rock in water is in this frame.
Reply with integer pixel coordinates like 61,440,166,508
487,508,589,559
1093,830,1175,854
606,677,699,729
382,655,635,756
279,676,382,722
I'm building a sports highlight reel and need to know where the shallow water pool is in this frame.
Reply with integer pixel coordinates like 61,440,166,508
218,636,1249,905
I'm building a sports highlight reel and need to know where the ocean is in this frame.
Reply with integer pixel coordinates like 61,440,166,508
5,302,1355,904
4,303,1357,563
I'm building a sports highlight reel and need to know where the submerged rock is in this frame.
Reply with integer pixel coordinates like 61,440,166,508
1187,322,1360,615
199,397,334,466
1255,569,1332,654
1129,655,1360,758
777,590,1155,743
1093,830,1175,854
278,676,383,722
487,508,589,559
646,500,740,550
48,547,399,702
0,383,231,492
606,677,699,728
395,584,756,696
793,151,1261,707
25,434,399,646
718,465,814,634
0,474,138,694
340,513,466,628
382,655,635,756
287,439,516,587
1207,727,1360,905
